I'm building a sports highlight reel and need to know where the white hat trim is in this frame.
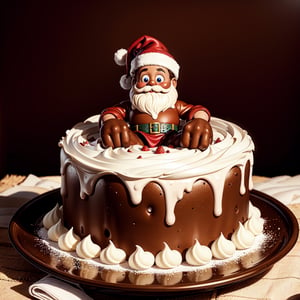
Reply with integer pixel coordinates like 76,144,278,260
130,52,180,79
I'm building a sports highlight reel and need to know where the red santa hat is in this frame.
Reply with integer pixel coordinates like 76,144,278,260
114,35,180,90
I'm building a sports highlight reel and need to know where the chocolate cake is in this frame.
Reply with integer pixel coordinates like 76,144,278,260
40,114,263,270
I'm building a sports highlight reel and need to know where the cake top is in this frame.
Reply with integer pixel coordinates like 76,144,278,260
61,115,254,180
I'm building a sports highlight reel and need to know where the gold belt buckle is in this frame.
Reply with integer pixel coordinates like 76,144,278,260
149,122,161,134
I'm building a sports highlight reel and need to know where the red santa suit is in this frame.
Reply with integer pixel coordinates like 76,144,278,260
100,100,210,147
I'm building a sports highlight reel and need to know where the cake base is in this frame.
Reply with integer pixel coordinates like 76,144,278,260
9,189,298,295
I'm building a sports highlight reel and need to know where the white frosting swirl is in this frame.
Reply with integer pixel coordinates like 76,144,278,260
211,233,236,259
100,240,126,265
128,245,155,270
47,219,68,242
244,216,264,236
231,222,255,250
185,240,212,266
76,234,101,259
42,203,62,229
248,202,261,218
155,242,182,269
60,115,254,225
58,227,81,251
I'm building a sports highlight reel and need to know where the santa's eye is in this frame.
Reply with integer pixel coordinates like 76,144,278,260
142,75,150,83
156,75,164,83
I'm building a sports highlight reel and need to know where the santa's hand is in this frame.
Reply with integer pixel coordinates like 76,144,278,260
181,119,213,150
100,119,143,148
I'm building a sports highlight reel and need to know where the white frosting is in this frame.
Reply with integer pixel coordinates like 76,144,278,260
231,222,255,250
100,241,126,265
185,240,212,266
211,233,236,259
76,234,101,259
155,242,182,269
47,219,68,242
57,227,81,251
248,202,261,218
128,245,155,270
59,115,254,225
42,203,62,229
244,216,264,236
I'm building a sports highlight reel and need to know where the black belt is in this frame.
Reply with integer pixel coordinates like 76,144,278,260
131,123,179,134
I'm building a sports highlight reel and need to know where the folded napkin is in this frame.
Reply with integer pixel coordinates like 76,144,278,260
0,174,61,228
29,275,93,300
253,175,300,205
0,174,61,197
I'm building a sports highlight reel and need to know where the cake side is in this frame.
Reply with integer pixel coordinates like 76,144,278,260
61,163,251,256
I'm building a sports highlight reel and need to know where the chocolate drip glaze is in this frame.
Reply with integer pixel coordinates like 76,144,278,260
62,162,250,257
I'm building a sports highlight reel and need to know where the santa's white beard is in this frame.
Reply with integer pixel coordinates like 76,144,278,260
129,84,178,119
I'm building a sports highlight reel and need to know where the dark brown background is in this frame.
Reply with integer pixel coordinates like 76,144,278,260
1,0,300,177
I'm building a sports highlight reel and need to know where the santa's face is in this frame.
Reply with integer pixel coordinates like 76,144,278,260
135,65,176,89
129,65,178,119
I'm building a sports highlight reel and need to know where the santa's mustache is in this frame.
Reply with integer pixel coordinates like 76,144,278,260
130,83,178,119
133,84,171,94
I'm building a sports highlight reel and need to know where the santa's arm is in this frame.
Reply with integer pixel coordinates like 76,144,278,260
176,101,212,150
175,101,211,121
99,101,130,124
189,106,210,121
99,101,143,148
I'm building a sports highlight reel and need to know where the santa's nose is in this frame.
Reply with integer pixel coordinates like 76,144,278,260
148,80,156,86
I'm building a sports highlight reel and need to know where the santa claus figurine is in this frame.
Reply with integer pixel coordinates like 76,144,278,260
99,35,212,150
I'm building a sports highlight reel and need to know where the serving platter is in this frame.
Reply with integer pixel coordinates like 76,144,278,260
9,189,298,297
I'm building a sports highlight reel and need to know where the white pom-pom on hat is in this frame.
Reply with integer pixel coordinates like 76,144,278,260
119,74,132,90
114,48,127,66
115,49,131,89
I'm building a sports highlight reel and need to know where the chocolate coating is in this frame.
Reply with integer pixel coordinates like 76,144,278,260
62,162,250,257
